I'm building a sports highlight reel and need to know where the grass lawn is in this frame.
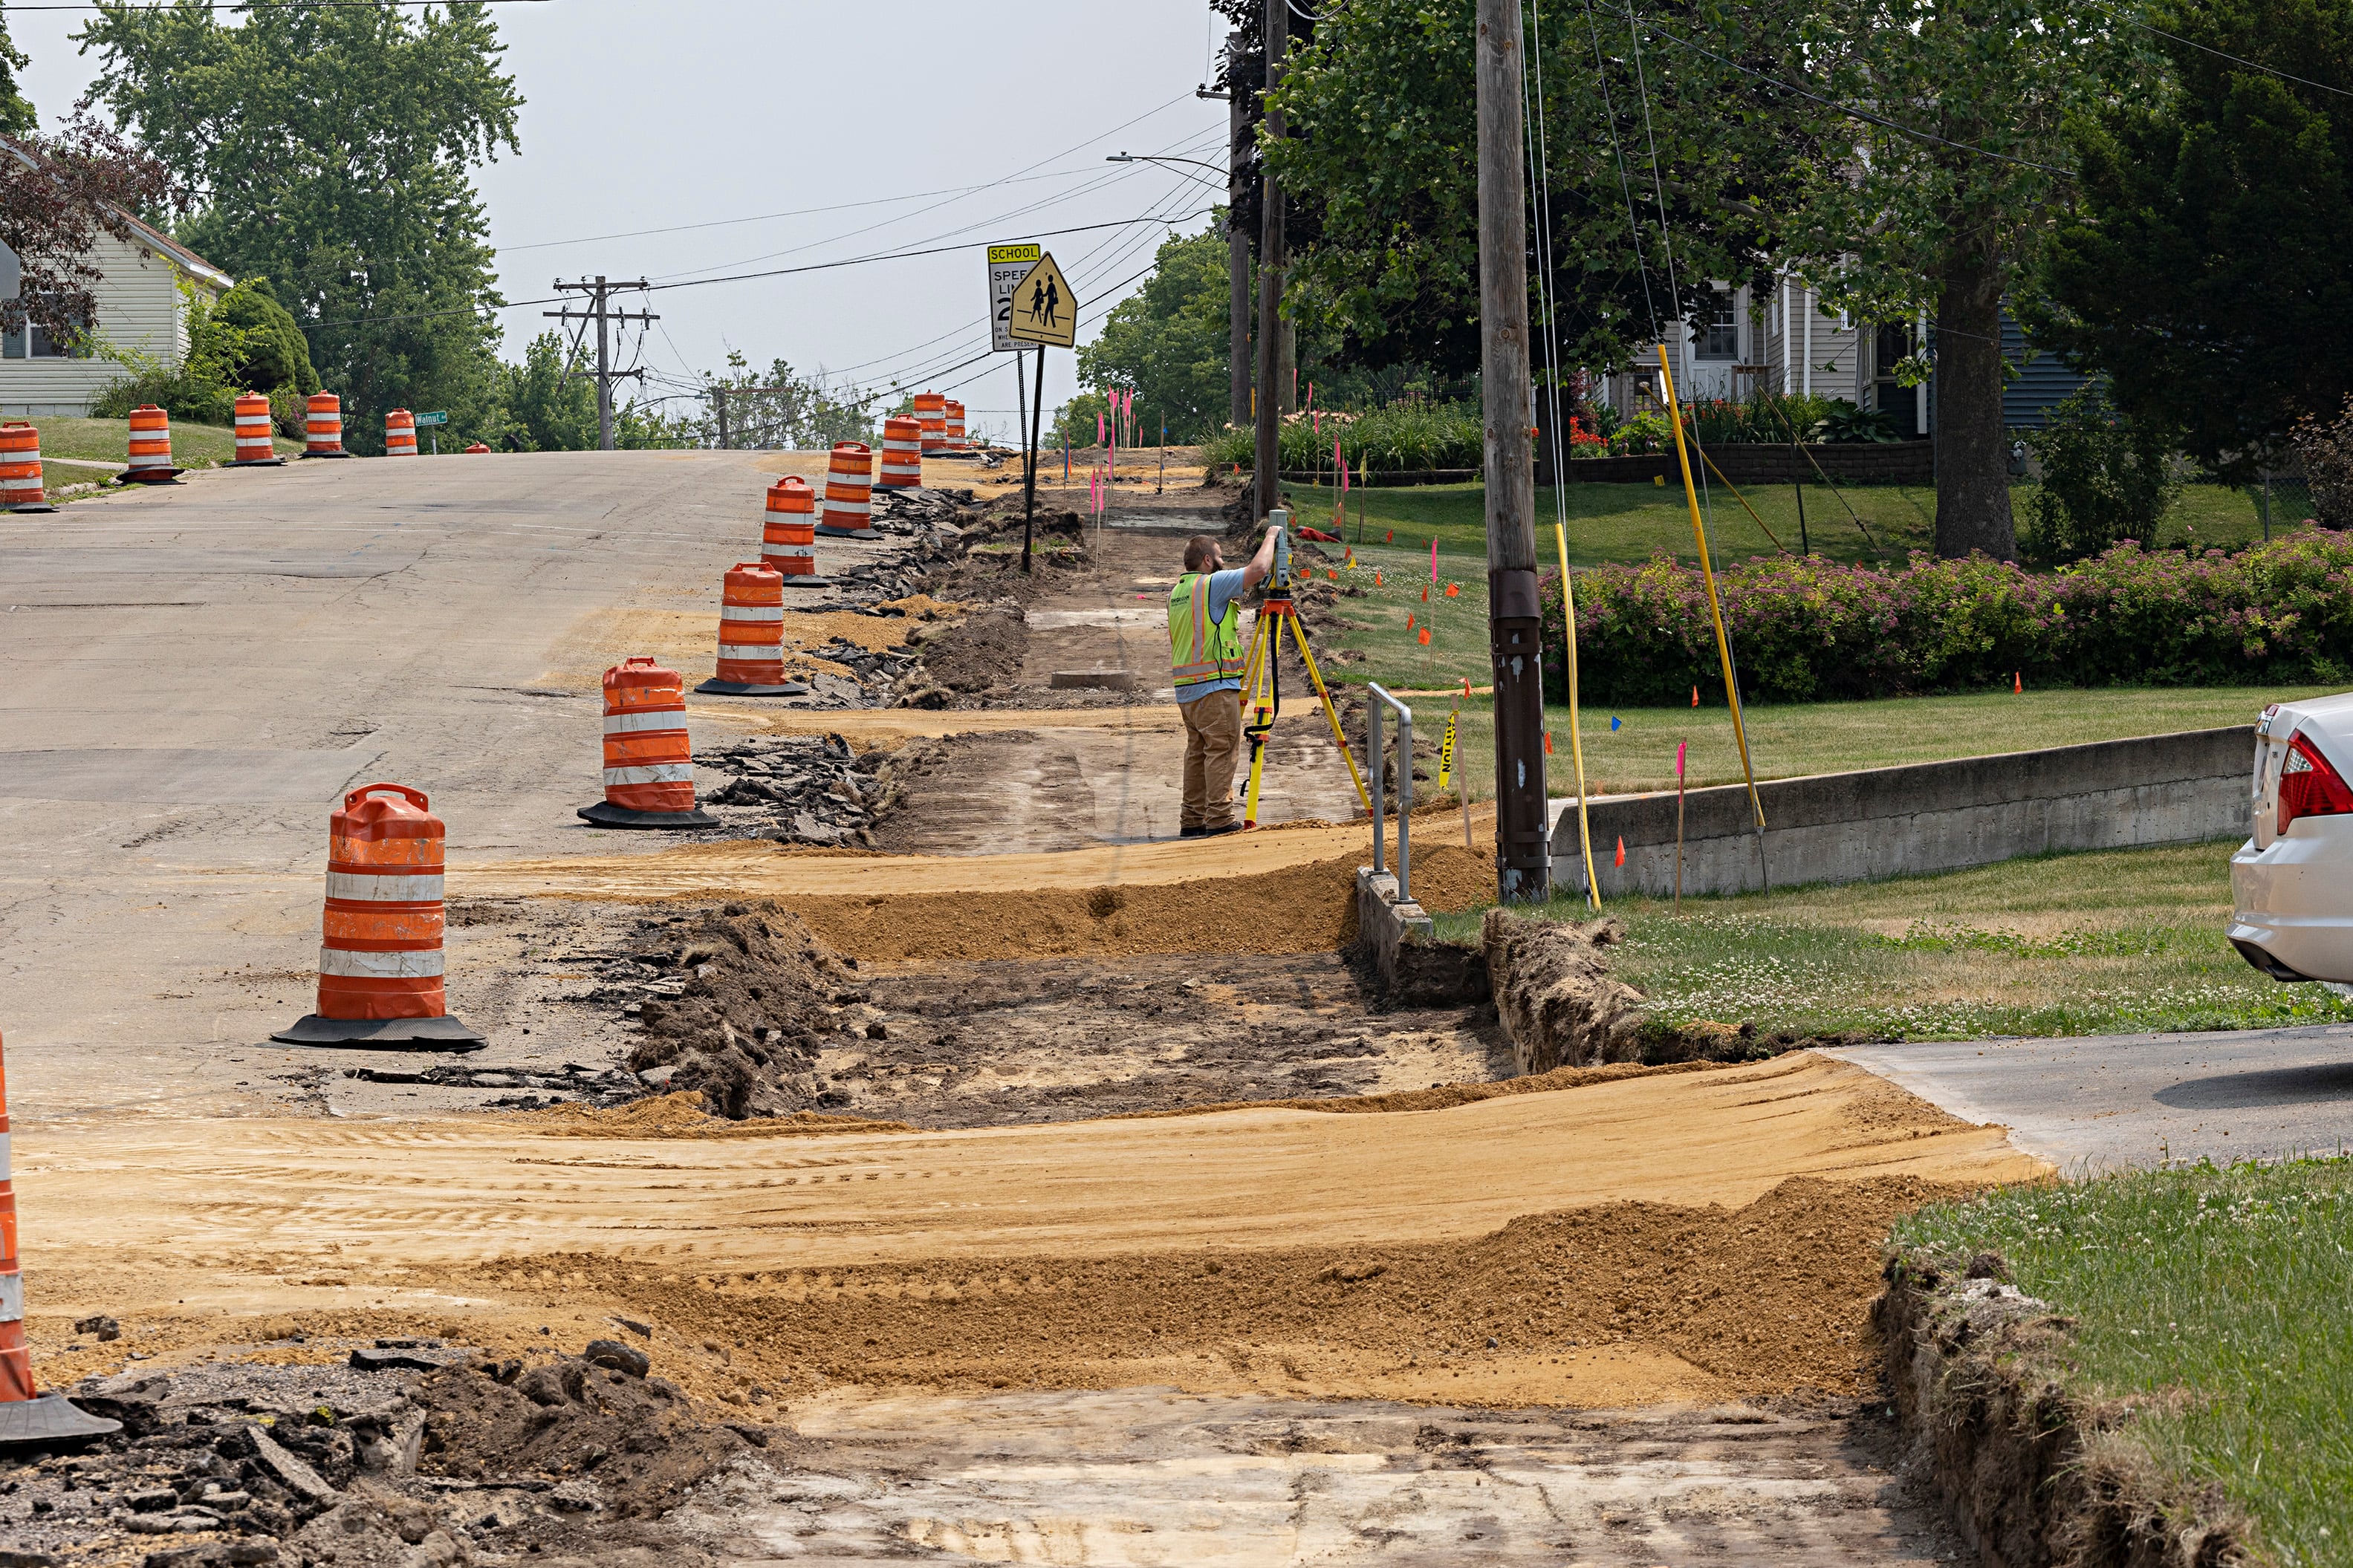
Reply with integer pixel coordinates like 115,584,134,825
25,415,304,487
1282,473,2317,572
1430,839,2353,1040
1896,1159,2353,1563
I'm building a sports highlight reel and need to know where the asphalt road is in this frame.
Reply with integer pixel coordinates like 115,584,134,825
1830,1023,2353,1171
0,449,905,1118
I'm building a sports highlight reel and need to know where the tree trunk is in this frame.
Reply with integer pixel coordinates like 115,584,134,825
1932,250,2015,559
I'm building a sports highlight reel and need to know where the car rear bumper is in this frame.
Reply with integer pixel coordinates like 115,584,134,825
2230,822,2353,982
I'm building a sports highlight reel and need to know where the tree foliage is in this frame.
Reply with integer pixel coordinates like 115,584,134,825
0,117,172,343
1776,0,2154,557
0,7,35,137
1262,0,1817,386
1075,224,1236,443
2031,0,2353,478
78,0,522,452
198,276,318,396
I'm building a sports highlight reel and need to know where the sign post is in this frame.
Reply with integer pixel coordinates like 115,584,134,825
416,410,449,456
987,242,1039,501
1005,251,1078,576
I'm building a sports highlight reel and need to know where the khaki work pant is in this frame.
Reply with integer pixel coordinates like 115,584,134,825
1178,690,1244,831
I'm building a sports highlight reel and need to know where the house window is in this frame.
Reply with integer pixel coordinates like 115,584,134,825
1696,291,1738,360
2,304,82,358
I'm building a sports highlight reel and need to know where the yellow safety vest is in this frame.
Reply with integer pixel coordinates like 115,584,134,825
1168,571,1243,689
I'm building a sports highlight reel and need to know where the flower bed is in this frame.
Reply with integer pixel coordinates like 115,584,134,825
1544,533,2353,704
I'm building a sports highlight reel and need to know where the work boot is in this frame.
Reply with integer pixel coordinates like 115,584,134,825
1179,825,1207,839
1198,822,1244,838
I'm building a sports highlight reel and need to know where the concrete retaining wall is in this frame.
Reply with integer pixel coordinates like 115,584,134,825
1552,725,2253,898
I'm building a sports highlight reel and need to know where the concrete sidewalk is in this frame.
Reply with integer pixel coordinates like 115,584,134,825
1830,1024,2353,1171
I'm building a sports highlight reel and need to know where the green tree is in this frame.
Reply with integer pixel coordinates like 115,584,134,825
484,331,596,452
0,5,36,137
194,277,319,397
1778,0,2153,558
1264,0,1815,391
2030,0,2353,478
78,0,522,454
1075,224,1236,443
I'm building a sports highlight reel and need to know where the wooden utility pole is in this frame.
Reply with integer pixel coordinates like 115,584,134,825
547,276,657,451
1476,0,1551,903
713,388,730,450
1224,83,1251,429
1252,3,1285,523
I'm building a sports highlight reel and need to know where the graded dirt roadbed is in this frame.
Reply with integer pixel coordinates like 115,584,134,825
21,1053,2041,1413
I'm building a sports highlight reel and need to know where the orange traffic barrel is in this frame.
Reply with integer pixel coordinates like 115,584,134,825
695,561,809,697
384,408,418,457
914,391,947,455
579,657,718,830
0,423,51,513
0,1033,121,1445
817,440,877,539
944,399,967,449
877,416,922,489
230,391,285,466
120,405,182,484
303,391,350,458
271,784,483,1047
761,475,828,587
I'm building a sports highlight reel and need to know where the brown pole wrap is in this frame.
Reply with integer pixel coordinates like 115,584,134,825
1487,565,1550,898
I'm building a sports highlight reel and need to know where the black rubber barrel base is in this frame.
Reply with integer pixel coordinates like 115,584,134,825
8,503,56,514
270,1014,487,1049
0,1393,122,1448
299,450,356,459
577,801,720,830
114,470,184,484
229,457,288,467
814,525,880,540
778,576,833,589
694,678,811,696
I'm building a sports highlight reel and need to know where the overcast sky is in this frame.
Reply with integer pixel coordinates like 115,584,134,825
10,0,1234,442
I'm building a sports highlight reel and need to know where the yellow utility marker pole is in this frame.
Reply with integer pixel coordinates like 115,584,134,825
1658,345,1769,886
1553,519,1600,911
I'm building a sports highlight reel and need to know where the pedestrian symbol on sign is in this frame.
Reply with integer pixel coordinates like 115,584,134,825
1006,253,1077,349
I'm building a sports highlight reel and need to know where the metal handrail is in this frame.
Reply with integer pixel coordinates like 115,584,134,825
1366,683,1412,904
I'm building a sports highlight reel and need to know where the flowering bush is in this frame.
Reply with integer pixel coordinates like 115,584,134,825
1542,532,2353,705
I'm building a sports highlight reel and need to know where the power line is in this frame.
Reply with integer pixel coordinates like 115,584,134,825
301,210,1213,331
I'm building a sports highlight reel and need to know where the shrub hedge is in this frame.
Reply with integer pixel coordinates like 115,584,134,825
1542,532,2353,705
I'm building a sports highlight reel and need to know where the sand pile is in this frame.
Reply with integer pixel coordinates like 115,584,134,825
519,1173,1964,1407
789,842,1493,963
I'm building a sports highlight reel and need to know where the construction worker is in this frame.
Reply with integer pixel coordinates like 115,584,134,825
1169,525,1281,838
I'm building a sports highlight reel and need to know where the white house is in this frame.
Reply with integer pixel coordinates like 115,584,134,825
0,180,235,418
1600,276,1931,434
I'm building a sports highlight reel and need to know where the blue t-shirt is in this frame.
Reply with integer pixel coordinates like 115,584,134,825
1175,567,1248,703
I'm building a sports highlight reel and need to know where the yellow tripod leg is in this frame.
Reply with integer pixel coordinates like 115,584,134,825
1285,613,1372,816
1239,613,1276,827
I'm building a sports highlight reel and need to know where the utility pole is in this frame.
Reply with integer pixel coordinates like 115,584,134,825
713,387,730,451
1476,0,1551,904
547,276,657,451
1252,3,1285,522
1200,74,1250,429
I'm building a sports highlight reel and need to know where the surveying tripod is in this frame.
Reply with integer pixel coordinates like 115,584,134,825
1239,512,1374,827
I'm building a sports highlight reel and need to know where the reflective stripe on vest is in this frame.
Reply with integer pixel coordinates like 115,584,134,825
1167,572,1242,688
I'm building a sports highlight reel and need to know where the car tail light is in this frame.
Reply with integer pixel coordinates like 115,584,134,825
2278,732,2353,833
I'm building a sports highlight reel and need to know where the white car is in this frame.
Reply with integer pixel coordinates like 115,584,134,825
2230,694,2353,982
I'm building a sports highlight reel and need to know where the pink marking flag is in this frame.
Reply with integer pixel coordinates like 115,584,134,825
1336,439,1347,491
1676,741,1687,780
1429,538,1438,583
1097,411,1106,446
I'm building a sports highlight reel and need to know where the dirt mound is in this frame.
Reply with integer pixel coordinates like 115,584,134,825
1484,909,1648,1072
788,842,1493,963
510,1091,915,1141
902,605,1025,700
1116,1058,1721,1120
620,905,853,1119
533,1173,1969,1406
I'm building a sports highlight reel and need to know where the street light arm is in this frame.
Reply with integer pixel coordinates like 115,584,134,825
1106,152,1230,176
